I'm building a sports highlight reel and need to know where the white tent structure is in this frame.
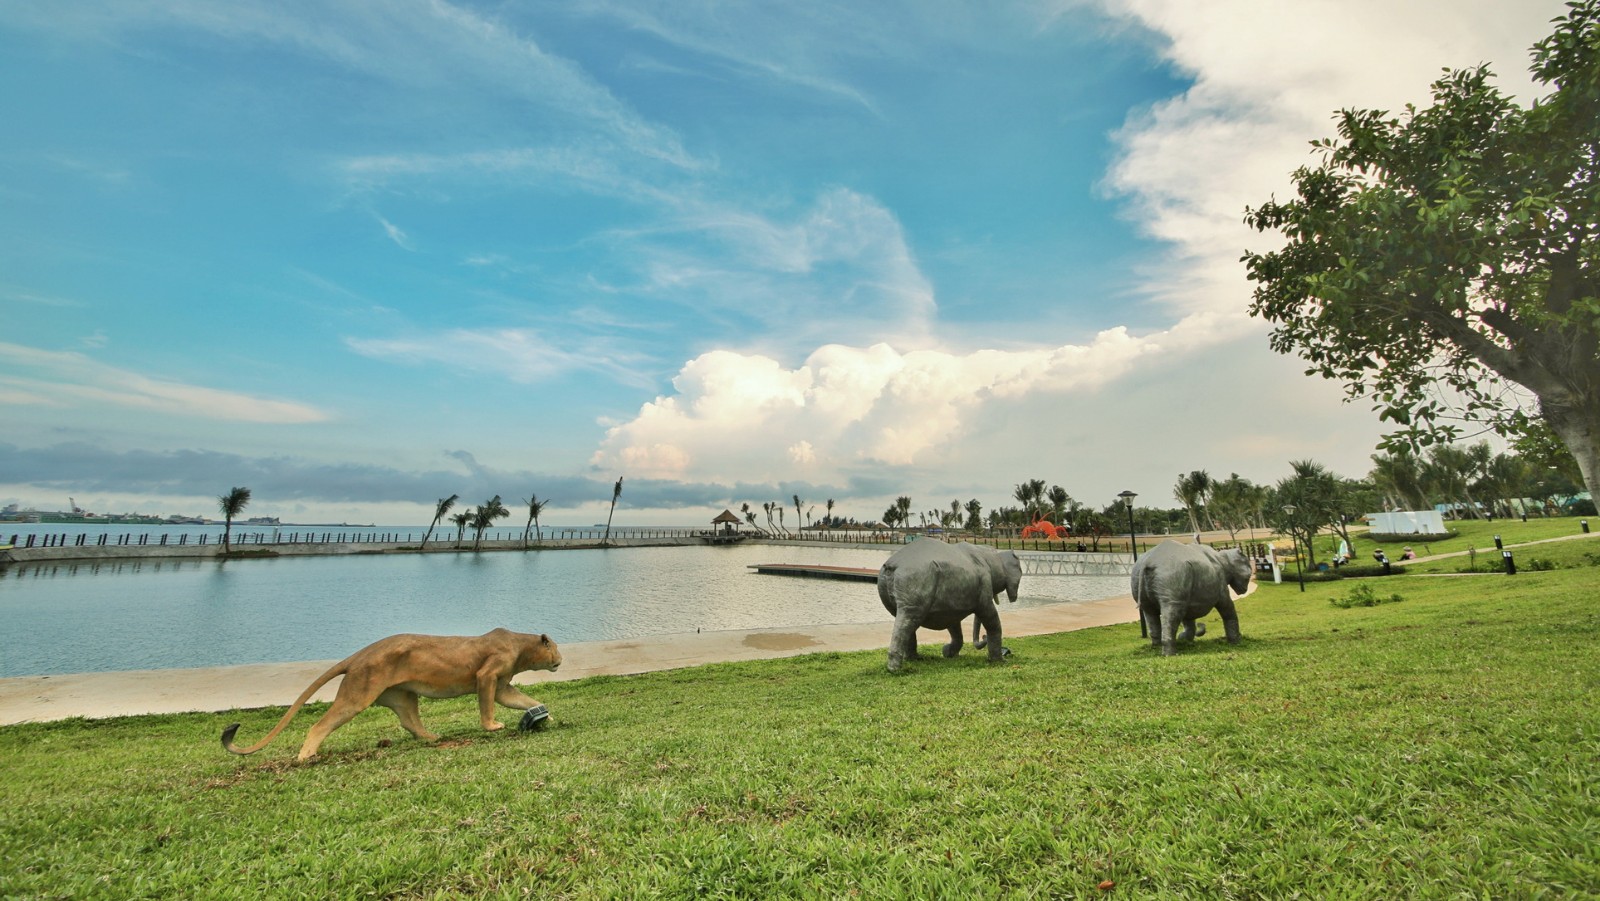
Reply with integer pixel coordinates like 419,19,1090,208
1365,510,1447,534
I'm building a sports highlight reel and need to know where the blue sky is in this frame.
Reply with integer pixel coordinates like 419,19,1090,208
0,1,1565,526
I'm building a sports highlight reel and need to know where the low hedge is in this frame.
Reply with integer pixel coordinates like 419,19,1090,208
1368,531,1454,543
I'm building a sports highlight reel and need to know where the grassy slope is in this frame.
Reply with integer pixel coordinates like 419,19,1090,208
1308,515,1593,562
2,560,1597,899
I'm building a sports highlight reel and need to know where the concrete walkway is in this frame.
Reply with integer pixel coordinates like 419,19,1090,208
0,593,1149,726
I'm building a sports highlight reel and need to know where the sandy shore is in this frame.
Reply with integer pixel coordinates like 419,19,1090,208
0,594,1145,726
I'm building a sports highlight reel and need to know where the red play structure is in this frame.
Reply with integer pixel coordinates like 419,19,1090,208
1021,519,1069,540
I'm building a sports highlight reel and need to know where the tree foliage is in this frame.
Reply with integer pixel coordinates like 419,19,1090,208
422,493,458,549
217,485,251,555
1243,1,1600,501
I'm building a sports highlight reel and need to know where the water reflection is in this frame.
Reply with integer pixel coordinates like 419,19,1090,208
0,545,1126,677
1,559,200,579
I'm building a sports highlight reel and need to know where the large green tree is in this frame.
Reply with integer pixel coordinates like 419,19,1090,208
1243,1,1600,503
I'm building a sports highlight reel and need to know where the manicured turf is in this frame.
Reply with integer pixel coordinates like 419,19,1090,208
2,557,1596,898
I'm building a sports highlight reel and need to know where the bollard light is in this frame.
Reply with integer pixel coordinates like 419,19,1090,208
1503,549,1517,575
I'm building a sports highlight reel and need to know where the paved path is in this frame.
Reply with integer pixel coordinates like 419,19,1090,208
0,593,1150,726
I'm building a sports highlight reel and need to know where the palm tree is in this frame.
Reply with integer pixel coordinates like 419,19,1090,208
792,494,804,532
218,486,251,555
1046,485,1072,525
603,477,623,545
894,496,913,528
1274,460,1340,569
778,507,788,535
450,510,472,548
1423,445,1477,518
1013,479,1046,522
825,498,835,527
965,498,983,532
1478,451,1530,518
1209,473,1258,540
1370,450,1429,511
741,502,759,532
522,494,550,548
472,495,509,550
421,494,458,549
1173,471,1214,534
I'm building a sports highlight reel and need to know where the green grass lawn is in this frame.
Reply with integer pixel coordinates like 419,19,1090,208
3,567,1597,898
1310,514,1595,562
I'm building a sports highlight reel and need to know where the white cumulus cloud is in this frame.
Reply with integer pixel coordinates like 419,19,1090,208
589,328,1184,481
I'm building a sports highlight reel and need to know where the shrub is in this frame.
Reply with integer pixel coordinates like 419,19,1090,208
1331,563,1405,578
1330,583,1405,608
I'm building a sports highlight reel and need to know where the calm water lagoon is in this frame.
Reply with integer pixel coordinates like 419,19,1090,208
0,544,1126,677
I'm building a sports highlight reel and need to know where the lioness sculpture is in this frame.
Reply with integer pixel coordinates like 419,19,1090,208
220,628,562,760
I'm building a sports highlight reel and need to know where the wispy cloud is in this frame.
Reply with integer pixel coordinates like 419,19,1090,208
6,0,700,170
344,327,656,389
0,342,330,424
561,1,883,113
376,214,414,250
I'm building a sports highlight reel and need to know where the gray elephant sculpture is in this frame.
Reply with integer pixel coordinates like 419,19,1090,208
957,542,1021,650
1130,540,1252,656
878,540,1022,672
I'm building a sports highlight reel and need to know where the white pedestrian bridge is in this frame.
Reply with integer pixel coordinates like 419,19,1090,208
1016,550,1134,576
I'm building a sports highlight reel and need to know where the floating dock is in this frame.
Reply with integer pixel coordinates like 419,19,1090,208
748,563,879,582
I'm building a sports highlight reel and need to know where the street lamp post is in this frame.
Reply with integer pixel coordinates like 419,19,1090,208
1119,490,1142,636
1282,504,1305,592
1118,490,1139,562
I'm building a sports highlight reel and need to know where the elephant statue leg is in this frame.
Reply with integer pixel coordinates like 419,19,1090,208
887,613,922,673
1143,605,1163,651
1178,618,1206,642
972,616,988,650
976,601,1005,663
1158,606,1180,657
943,624,964,658
1216,597,1242,644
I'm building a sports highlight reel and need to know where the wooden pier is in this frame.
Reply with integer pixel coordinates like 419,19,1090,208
748,563,879,582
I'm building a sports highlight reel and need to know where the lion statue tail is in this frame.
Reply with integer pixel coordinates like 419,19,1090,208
219,660,348,756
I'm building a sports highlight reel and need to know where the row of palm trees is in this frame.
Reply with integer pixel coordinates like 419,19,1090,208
417,478,626,551
739,496,845,535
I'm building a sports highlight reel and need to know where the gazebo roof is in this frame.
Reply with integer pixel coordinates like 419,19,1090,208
711,509,743,524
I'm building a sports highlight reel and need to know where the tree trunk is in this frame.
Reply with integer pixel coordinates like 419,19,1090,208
1545,402,1600,510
